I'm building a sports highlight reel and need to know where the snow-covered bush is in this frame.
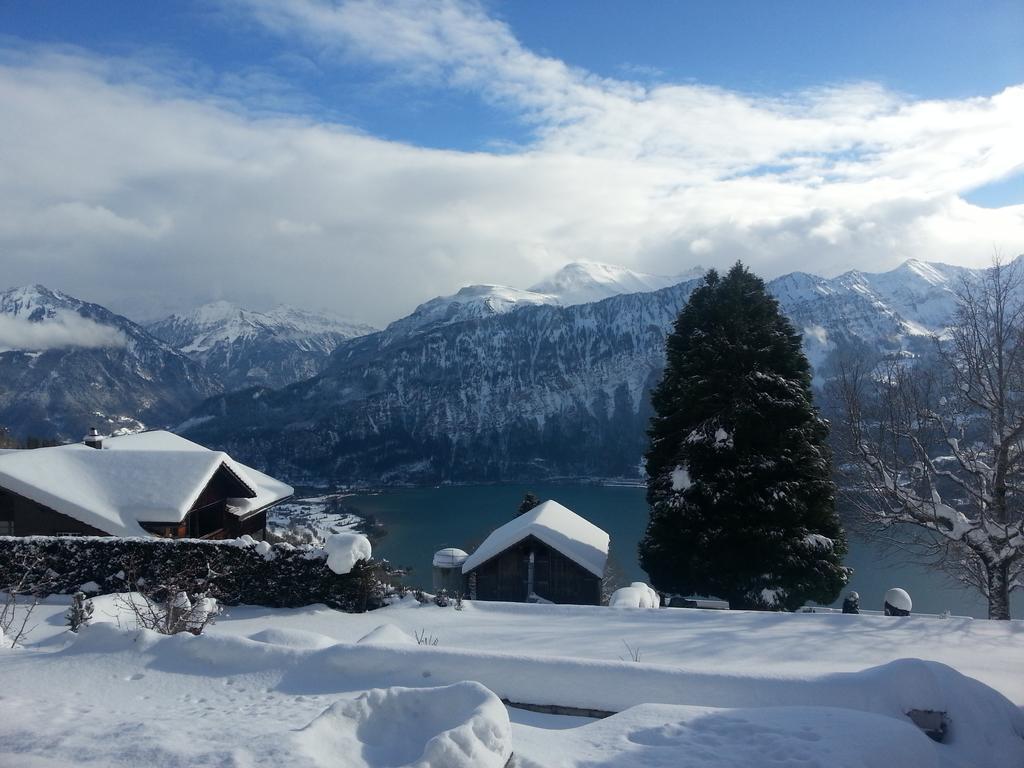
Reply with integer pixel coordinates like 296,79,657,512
0,535,393,613
324,533,372,575
65,591,94,633
609,582,660,608
117,587,220,636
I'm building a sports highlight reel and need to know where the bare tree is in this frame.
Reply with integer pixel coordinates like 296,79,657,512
836,258,1024,619
115,585,219,636
0,555,46,646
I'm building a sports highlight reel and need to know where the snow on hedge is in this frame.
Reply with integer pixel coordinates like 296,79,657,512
296,682,511,768
325,533,372,575
461,500,609,577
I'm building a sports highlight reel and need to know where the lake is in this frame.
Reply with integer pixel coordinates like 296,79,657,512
345,483,1020,619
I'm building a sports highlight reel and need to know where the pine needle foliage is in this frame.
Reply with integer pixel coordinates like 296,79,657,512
639,263,848,610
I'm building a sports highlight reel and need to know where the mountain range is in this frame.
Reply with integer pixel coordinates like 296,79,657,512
0,259,989,481
147,302,377,391
0,285,218,439
179,258,978,484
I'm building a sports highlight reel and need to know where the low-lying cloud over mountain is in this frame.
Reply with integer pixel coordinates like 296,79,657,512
0,311,127,352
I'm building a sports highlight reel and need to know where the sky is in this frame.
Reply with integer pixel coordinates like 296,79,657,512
1,0,1023,325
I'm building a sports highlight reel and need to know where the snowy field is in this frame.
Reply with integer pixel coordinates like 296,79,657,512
267,492,367,543
1,595,1022,767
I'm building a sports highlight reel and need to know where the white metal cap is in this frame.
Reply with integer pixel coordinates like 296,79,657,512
884,587,912,612
432,547,469,568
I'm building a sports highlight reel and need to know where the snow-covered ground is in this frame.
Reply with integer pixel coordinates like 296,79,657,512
268,492,368,544
1,596,1022,767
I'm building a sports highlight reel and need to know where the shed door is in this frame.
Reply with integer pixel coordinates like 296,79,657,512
497,548,526,601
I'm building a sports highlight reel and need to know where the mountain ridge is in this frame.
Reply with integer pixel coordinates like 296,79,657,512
0,284,219,439
179,257,987,484
147,301,377,390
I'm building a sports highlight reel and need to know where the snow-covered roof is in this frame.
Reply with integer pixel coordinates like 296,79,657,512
0,430,292,537
461,500,609,578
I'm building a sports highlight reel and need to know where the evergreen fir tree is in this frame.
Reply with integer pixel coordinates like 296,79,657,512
639,263,848,610
516,492,541,517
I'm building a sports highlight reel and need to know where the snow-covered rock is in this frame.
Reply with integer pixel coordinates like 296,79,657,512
295,682,511,768
324,533,372,575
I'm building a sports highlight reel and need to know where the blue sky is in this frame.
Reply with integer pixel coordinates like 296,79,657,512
6,1,1022,152
1,1,1022,322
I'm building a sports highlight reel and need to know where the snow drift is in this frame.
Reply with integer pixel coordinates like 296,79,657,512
49,624,1024,767
296,682,511,768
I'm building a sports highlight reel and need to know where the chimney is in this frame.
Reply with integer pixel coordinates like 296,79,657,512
84,427,103,450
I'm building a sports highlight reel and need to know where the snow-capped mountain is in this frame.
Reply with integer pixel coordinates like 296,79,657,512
0,285,219,440
384,285,558,337
529,261,702,306
148,301,377,390
384,261,701,338
181,258,990,484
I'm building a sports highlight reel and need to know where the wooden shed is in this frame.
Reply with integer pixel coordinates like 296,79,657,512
461,500,609,606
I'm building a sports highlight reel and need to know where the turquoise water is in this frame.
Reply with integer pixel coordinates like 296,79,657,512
347,484,1019,619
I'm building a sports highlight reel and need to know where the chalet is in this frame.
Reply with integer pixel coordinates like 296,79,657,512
460,500,610,606
0,430,292,539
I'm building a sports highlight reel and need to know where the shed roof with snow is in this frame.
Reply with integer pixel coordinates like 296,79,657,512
461,500,609,578
0,430,292,537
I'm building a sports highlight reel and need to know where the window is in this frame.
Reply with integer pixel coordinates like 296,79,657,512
0,520,12,536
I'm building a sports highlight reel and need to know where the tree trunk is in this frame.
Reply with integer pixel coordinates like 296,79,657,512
986,560,1012,620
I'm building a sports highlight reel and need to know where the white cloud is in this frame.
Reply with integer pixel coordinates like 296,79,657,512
0,2,1022,325
0,312,127,352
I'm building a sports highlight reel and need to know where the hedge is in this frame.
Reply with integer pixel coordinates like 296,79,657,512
0,535,391,612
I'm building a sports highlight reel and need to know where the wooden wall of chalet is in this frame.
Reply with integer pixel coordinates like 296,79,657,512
0,484,268,540
465,535,602,605
0,487,107,537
